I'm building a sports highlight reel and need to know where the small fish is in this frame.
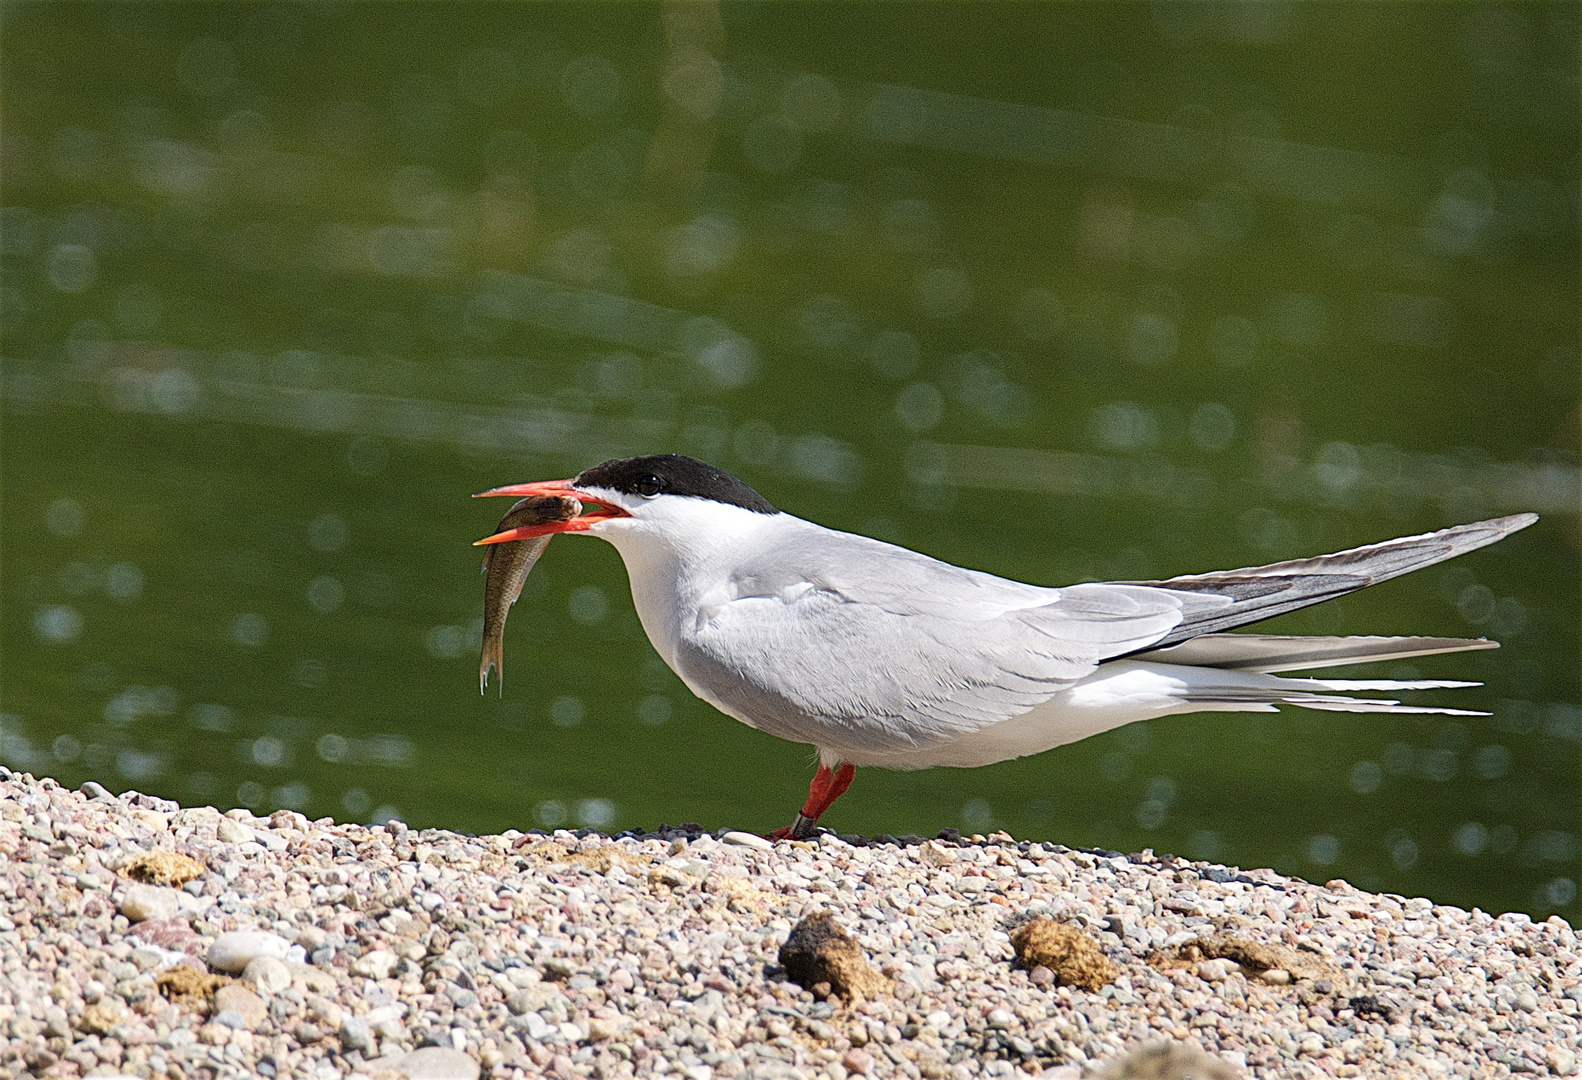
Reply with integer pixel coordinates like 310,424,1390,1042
480,494,581,695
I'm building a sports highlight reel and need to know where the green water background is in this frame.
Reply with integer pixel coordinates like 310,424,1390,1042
1,2,1577,923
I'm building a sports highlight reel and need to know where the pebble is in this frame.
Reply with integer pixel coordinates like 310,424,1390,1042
370,1046,482,1080
215,816,252,844
843,1048,876,1074
721,830,773,850
1196,957,1237,982
208,929,291,972
241,954,292,995
118,883,183,923
212,984,268,1029
0,767,1576,1080
341,1014,373,1052
351,947,398,980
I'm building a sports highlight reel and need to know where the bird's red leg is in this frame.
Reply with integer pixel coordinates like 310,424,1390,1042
770,762,856,840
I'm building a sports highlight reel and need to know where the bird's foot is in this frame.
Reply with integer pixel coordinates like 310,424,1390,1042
767,812,819,841
769,762,857,841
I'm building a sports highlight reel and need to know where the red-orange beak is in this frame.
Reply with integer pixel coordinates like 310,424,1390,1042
471,479,631,545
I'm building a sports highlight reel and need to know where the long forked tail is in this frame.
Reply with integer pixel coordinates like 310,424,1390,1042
1136,660,1491,717
1191,675,1490,717
1128,513,1537,649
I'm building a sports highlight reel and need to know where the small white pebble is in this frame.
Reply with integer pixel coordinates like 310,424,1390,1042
216,818,252,844
208,930,291,973
242,955,292,995
350,949,397,980
118,884,181,923
1196,958,1236,982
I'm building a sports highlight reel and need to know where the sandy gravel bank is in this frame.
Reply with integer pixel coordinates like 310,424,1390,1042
1,768,1577,1080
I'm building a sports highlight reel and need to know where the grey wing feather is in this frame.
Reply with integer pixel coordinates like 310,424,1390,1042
1118,514,1536,650
1139,633,1498,673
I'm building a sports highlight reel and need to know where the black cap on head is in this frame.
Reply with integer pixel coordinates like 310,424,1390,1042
575,455,777,514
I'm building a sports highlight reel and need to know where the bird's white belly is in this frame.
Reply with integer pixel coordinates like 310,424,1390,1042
831,662,1230,769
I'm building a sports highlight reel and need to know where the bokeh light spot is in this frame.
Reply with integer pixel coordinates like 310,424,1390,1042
106,563,144,601
309,514,349,552
551,696,585,727
307,576,345,614
1307,834,1342,865
569,585,609,625
961,799,993,831
1349,761,1383,793
637,695,672,727
34,605,82,644
575,798,617,829
232,613,270,648
47,498,85,537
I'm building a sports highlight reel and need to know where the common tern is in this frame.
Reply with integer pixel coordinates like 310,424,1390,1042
475,454,1536,840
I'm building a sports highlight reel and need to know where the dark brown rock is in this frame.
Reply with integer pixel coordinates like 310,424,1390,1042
778,912,890,1001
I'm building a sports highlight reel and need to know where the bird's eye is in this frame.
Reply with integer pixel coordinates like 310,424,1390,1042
636,475,664,497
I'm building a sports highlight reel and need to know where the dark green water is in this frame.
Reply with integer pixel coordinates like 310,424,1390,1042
1,3,1577,923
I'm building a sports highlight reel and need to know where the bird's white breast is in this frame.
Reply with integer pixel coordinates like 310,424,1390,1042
590,498,784,703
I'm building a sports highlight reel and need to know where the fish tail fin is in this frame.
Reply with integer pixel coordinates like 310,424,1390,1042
480,640,503,696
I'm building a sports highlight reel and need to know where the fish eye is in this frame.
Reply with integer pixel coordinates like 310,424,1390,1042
636,474,664,497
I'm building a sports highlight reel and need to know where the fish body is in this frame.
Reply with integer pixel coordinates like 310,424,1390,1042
480,494,581,694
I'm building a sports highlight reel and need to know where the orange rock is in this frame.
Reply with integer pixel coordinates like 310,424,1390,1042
1008,918,1117,991
119,850,206,887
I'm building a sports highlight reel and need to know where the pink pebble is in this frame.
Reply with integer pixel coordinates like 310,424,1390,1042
843,1049,875,1074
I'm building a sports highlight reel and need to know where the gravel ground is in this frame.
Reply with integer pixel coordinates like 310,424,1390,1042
2,767,1578,1080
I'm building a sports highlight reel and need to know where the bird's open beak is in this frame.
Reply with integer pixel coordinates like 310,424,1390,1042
471,479,631,545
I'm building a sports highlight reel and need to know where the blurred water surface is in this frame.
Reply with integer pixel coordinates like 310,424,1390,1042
1,2,1577,921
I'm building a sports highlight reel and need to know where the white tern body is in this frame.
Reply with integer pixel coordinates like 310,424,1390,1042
552,485,1532,770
